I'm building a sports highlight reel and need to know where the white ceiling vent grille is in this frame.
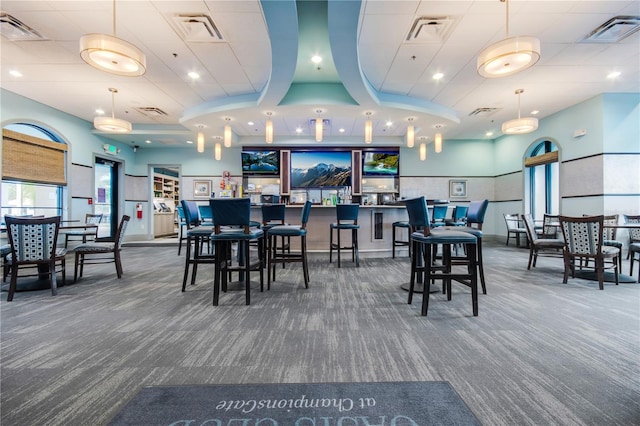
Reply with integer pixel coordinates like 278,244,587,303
135,107,169,117
405,17,454,43
172,14,224,42
0,12,47,41
468,107,500,117
581,16,640,43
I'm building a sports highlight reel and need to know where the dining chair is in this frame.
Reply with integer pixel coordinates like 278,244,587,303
74,215,130,282
629,243,640,283
623,215,640,259
329,204,360,268
63,213,102,248
209,198,265,306
266,201,312,289
431,205,448,228
538,214,560,239
444,205,468,227
4,215,66,301
175,205,187,255
198,205,214,226
559,215,620,290
405,196,478,317
521,213,565,270
180,200,214,291
392,220,411,259
261,204,290,269
503,213,527,247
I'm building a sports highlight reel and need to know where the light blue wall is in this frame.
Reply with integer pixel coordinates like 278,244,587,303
400,139,495,176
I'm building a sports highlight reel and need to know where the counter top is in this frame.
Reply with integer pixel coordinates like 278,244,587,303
251,204,405,209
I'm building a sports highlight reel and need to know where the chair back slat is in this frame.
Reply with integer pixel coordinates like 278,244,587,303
5,216,60,262
560,215,603,256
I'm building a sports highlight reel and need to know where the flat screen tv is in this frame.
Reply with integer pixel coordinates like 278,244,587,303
241,150,280,175
290,151,351,188
362,150,399,176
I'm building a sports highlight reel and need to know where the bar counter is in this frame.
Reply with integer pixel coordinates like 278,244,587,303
251,204,409,257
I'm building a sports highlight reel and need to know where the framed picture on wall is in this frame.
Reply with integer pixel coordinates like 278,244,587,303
449,179,467,198
193,180,212,198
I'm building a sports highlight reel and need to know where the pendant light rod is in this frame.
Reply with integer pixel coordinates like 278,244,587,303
504,0,509,37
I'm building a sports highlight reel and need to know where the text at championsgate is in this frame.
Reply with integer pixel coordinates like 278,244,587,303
216,395,370,414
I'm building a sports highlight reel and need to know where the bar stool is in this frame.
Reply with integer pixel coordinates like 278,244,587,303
392,221,411,258
405,196,478,317
329,204,360,267
180,200,214,292
267,201,312,289
431,205,448,228
261,204,290,270
209,198,265,306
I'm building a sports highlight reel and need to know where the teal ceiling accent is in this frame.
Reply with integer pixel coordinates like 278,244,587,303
279,83,358,106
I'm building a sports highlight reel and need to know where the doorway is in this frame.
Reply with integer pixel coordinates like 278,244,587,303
94,157,120,240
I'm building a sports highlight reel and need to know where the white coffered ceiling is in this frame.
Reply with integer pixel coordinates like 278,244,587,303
1,0,638,149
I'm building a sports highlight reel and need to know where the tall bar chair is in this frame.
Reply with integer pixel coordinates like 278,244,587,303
405,196,479,317
392,221,411,258
261,204,290,270
180,200,214,291
267,201,312,289
209,198,264,306
329,204,360,267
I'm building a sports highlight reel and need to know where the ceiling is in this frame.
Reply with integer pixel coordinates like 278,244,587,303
1,0,639,150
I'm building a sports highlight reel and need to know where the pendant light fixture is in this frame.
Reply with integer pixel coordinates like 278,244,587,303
93,88,132,133
80,0,147,76
434,125,443,153
223,118,232,147
406,117,415,148
196,125,205,153
265,112,274,144
477,0,540,78
419,141,427,161
214,141,222,161
315,110,323,142
364,112,373,144
502,89,538,134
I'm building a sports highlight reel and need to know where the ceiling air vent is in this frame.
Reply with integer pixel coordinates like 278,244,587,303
405,17,454,43
135,107,169,117
0,12,47,41
468,107,500,117
581,16,640,43
172,13,224,42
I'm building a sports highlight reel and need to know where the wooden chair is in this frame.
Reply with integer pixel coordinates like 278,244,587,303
64,213,102,248
329,204,360,268
624,215,640,259
629,243,640,283
4,215,66,301
521,213,565,270
559,215,620,290
73,215,130,282
503,213,527,247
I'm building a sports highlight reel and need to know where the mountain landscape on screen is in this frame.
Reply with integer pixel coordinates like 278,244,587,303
291,162,351,187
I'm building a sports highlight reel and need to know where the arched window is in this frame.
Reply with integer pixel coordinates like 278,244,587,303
524,140,559,221
1,123,67,219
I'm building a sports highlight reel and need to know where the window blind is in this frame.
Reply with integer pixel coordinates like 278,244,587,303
2,128,68,185
524,151,558,167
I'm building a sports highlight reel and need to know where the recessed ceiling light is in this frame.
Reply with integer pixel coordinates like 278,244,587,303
311,55,322,64
339,128,345,133
531,110,539,115
607,71,621,79
296,127,303,133
386,120,393,127
247,121,254,126
145,140,151,144
432,72,444,80
9,70,22,77
95,109,105,115
186,140,193,144
188,71,200,79
486,131,494,137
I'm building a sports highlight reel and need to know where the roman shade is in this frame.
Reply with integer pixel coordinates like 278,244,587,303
2,129,67,185
524,151,558,167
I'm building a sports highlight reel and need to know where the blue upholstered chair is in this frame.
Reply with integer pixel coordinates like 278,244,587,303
261,204,290,268
176,205,187,255
74,215,129,282
431,205,448,228
266,201,312,289
4,215,66,301
198,205,214,226
441,199,489,295
209,198,265,306
392,221,411,259
404,197,478,317
329,204,360,267
180,200,214,291
445,206,468,227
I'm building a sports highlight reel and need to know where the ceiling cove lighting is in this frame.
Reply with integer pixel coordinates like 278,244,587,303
93,88,131,133
265,112,274,144
364,112,373,144
419,141,427,161
502,89,538,134
223,118,232,148
79,0,147,76
406,118,415,148
196,125,205,153
477,0,540,78
434,126,443,153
